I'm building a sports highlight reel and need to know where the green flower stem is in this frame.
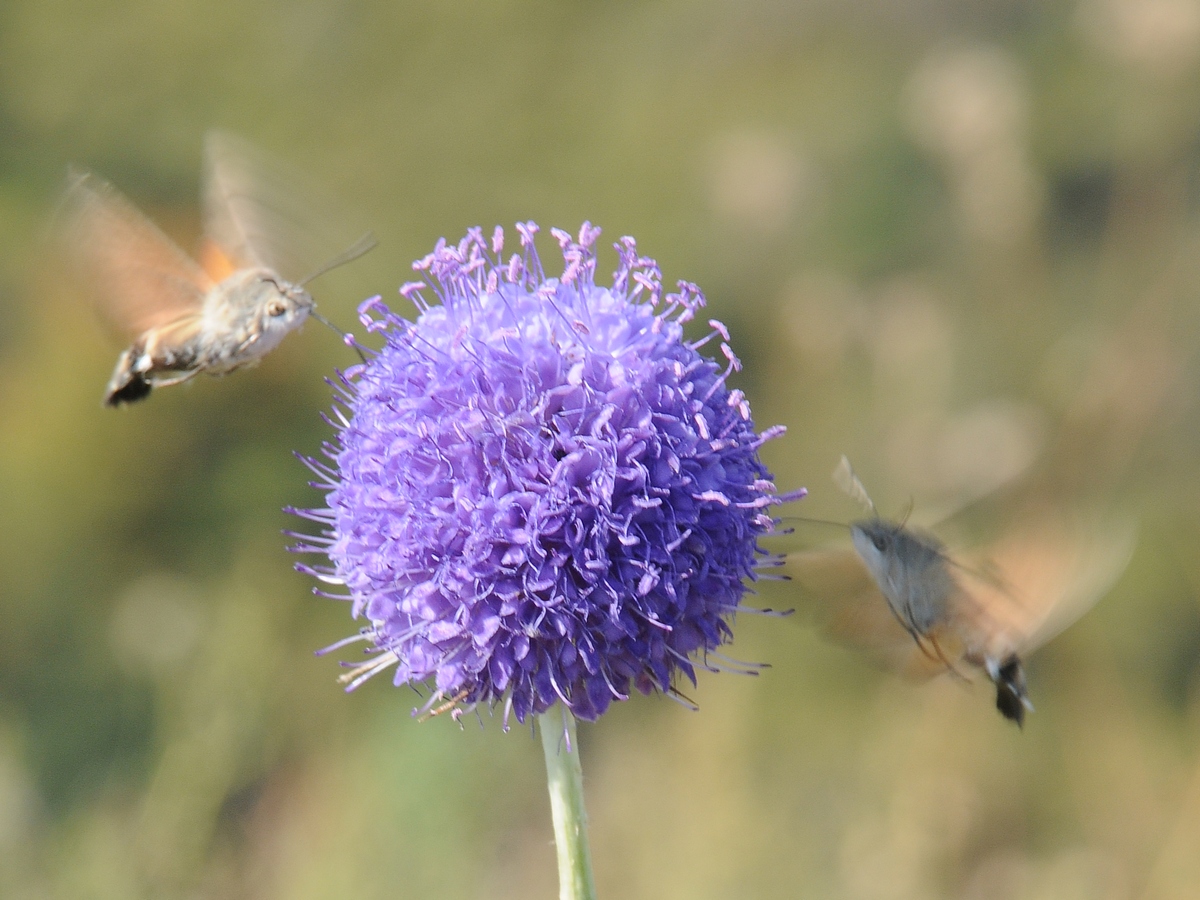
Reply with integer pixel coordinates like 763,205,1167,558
539,708,598,900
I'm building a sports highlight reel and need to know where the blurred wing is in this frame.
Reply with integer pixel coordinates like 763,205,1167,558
203,130,363,283
788,547,946,679
58,170,211,335
906,400,1047,529
951,516,1137,660
833,455,877,514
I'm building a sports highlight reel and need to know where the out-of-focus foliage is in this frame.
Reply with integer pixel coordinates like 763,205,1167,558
3,1,1200,897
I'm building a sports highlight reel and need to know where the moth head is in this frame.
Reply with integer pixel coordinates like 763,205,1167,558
850,519,897,576
253,275,313,335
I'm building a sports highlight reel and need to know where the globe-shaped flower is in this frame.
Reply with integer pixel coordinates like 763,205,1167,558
291,222,800,723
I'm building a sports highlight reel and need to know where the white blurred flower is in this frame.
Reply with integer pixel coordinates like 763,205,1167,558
0,738,38,853
780,271,866,369
110,573,206,677
868,277,955,408
906,47,1027,161
904,46,1043,245
704,130,816,234
1079,0,1200,79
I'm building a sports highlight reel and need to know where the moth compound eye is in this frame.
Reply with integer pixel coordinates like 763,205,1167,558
871,533,887,552
267,299,288,317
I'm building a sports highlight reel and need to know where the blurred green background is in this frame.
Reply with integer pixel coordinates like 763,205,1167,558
4,1,1200,897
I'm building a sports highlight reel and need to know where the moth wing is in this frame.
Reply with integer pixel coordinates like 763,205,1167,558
906,400,1047,531
950,516,1136,661
833,455,877,514
788,547,947,679
57,169,211,335
202,130,364,284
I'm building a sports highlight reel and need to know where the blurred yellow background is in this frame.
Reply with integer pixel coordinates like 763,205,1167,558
3,1,1200,898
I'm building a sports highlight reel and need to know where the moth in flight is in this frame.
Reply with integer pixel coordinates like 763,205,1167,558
58,131,372,406
790,456,1133,725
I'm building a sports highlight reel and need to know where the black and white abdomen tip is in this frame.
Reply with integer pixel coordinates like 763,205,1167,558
991,654,1034,727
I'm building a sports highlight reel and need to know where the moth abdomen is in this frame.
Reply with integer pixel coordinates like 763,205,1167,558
992,654,1030,727
103,337,204,407
104,367,152,406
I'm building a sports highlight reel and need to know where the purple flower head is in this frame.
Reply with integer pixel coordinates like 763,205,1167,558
291,223,801,724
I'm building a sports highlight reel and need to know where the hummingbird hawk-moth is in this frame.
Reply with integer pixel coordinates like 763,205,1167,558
58,131,372,406
789,456,1133,725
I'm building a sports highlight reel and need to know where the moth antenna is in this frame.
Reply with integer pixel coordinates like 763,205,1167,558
833,455,877,515
299,231,378,286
